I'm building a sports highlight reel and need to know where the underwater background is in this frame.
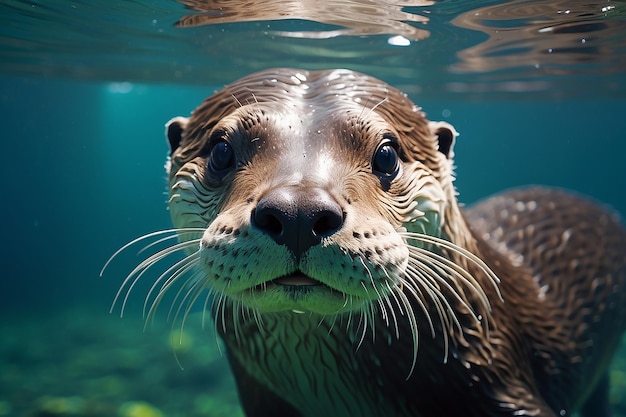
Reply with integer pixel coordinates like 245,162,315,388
1,1,626,416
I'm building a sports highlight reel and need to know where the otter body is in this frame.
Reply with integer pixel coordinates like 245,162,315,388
119,69,626,417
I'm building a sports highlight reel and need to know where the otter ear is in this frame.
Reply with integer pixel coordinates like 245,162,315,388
429,121,458,160
165,116,189,155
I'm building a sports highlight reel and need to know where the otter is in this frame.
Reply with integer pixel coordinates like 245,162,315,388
108,68,626,417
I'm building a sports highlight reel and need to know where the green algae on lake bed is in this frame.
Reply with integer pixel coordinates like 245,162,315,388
0,307,243,417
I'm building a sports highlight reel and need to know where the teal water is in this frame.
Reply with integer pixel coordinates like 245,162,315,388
2,77,624,313
1,1,626,416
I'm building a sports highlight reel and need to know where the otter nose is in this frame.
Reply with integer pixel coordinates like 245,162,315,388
252,186,344,259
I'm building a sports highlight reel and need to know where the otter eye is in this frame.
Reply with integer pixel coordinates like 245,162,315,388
208,140,235,173
372,143,399,176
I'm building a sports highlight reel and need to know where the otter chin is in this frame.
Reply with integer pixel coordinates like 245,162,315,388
107,68,626,417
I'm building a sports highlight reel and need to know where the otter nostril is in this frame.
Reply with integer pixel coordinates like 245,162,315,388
253,207,285,239
312,209,344,238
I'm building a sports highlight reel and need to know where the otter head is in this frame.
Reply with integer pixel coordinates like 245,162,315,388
164,68,462,316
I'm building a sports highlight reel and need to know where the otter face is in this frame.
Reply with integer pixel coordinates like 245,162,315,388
165,68,458,316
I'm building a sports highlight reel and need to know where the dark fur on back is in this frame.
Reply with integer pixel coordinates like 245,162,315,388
467,187,626,413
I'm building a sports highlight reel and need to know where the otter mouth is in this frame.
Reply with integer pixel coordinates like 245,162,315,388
243,270,356,313
251,270,326,292
272,272,322,286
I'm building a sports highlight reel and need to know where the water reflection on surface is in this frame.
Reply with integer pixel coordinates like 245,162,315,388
0,0,625,98
451,0,626,81
176,0,433,40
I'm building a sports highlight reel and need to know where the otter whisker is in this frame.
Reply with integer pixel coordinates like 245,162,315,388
100,228,205,276
242,303,254,341
409,246,482,301
137,231,200,256
112,238,201,316
408,261,461,359
381,264,415,346
235,300,250,343
347,310,355,340
340,293,350,310
357,95,373,120
405,263,454,330
406,253,471,330
377,298,390,329
352,299,376,353
201,286,215,330
359,257,389,327
402,232,503,325
315,313,327,331
206,291,225,357
396,275,435,338
387,281,406,316
231,93,244,108
361,96,389,122
231,299,240,344
383,281,401,340
143,252,200,318
360,256,384,301
214,291,228,335
423,252,488,316
169,283,203,344
393,289,420,378
350,300,363,345
401,232,502,298
404,262,455,360
252,306,265,337
355,307,369,352
210,291,223,333
145,258,202,324
358,279,374,337
326,311,339,336
382,282,398,330
367,299,377,345
360,280,370,297
171,273,208,338
408,247,485,327
345,303,354,333
143,272,197,333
